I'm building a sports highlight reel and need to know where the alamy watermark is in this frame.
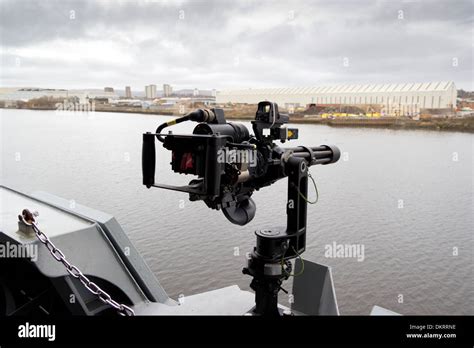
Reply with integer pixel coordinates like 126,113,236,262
56,100,95,114
18,322,55,341
0,241,38,262
324,241,365,262
217,148,257,167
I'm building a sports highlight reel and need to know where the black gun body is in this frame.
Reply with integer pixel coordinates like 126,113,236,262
142,102,340,316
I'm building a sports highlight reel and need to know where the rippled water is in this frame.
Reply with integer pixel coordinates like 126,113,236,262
1,109,472,314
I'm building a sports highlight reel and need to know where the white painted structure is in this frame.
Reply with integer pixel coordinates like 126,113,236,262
217,81,457,115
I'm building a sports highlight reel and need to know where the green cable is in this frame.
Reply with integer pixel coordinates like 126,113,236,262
295,172,319,204
281,246,305,277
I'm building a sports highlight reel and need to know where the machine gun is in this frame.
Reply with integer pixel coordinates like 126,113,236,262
142,101,340,315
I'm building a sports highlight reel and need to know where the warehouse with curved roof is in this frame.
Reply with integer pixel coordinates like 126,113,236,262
217,81,456,115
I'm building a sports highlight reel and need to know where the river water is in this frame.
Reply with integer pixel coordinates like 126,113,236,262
1,109,472,314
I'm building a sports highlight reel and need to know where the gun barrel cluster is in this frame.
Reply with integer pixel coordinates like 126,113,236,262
285,145,340,166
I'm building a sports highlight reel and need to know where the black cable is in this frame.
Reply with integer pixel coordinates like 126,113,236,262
155,115,190,142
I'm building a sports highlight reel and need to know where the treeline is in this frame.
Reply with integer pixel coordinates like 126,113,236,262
457,89,474,99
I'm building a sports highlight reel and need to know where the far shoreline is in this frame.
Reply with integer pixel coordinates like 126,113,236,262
2,106,473,133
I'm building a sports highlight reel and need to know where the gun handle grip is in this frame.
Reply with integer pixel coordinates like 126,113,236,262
142,133,156,188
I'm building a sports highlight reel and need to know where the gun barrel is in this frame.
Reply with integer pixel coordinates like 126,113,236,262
286,145,340,166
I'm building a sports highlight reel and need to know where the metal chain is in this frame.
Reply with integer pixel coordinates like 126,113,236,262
19,211,135,316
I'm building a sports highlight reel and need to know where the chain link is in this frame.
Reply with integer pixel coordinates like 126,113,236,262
19,212,135,316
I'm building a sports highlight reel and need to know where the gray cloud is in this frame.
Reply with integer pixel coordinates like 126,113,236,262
0,0,472,90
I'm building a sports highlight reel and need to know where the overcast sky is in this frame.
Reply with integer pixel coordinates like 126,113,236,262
0,0,472,91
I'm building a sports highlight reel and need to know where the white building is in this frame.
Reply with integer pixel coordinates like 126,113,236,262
145,84,157,99
217,81,457,115
163,84,173,97
125,86,132,98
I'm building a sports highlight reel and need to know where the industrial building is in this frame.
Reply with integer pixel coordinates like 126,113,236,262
217,81,457,115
